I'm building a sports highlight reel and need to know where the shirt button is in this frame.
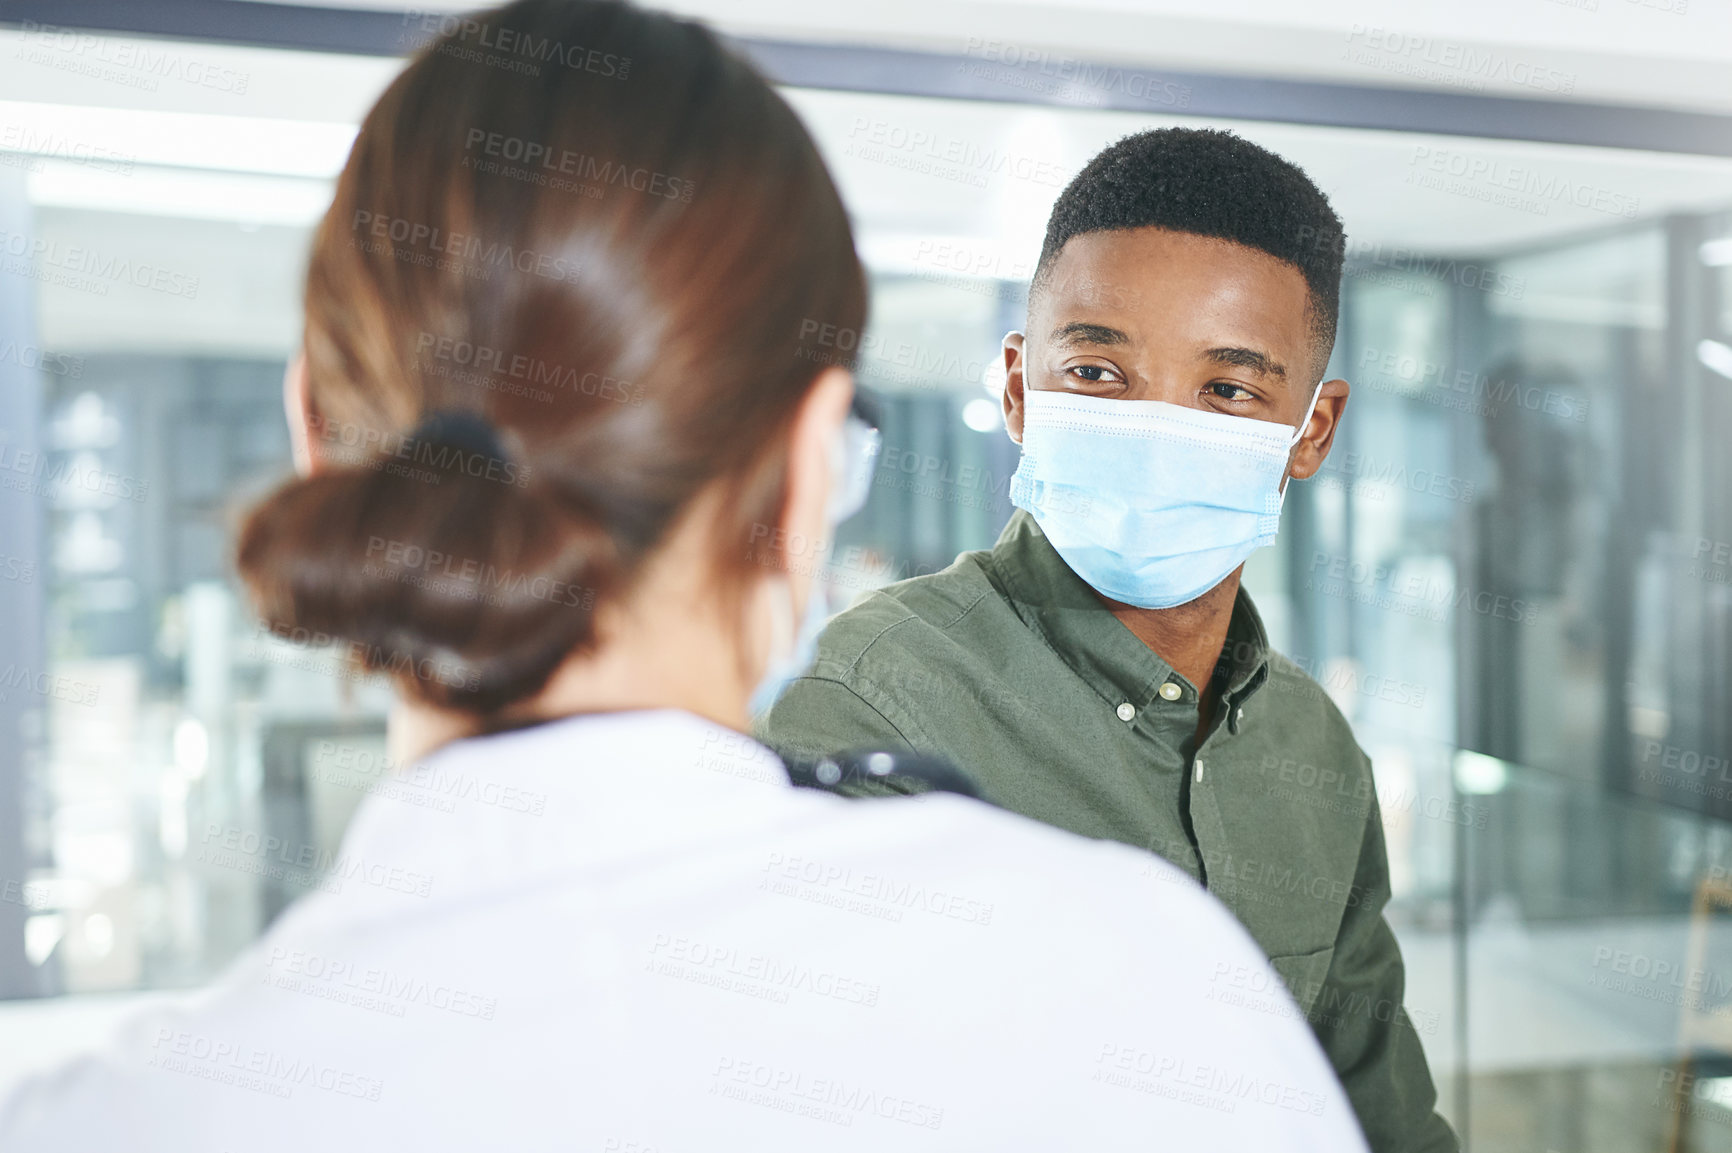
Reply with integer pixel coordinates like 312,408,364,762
1115,702,1136,722
1159,682,1183,702
1194,760,1206,784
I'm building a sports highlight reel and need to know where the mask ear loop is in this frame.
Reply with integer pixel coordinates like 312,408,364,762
1286,380,1326,449
1274,381,1327,505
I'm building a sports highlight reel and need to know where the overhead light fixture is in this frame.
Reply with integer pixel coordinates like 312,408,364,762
1452,750,1509,796
1699,339,1732,381
28,160,332,226
1701,238,1732,267
961,398,1000,432
0,99,356,179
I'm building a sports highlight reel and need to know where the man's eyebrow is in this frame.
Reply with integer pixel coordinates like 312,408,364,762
1049,322,1129,348
1206,346,1287,379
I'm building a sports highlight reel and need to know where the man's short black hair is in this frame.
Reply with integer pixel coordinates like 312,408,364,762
1033,127,1345,376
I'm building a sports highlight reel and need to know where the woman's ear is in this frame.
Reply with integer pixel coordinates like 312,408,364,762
283,352,321,478
779,367,853,590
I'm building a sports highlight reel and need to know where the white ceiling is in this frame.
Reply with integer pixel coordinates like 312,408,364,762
3,12,1732,356
259,0,1732,116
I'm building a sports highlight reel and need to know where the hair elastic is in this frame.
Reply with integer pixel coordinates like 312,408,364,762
409,409,510,462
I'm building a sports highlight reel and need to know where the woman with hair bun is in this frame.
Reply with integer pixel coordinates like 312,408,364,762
0,3,1365,1149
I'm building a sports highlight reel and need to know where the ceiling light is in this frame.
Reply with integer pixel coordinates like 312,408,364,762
1699,339,1732,381
0,99,356,178
29,160,333,226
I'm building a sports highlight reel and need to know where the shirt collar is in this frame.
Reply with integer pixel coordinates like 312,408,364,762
329,709,795,910
985,510,1272,715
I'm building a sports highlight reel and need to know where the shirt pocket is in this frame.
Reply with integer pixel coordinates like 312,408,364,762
1265,943,1336,1021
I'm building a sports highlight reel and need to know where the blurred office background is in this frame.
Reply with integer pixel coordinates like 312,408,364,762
2,1,1732,1149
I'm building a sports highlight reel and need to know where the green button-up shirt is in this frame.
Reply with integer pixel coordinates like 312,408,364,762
761,510,1457,1153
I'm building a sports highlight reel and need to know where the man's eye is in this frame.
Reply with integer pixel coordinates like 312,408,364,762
1209,382,1253,401
1069,365,1119,384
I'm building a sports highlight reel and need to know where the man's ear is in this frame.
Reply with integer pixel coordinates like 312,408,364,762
1287,378,1350,482
1001,332,1028,446
283,352,321,477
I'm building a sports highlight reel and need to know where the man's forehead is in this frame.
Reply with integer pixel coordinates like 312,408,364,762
1031,229,1316,360
1041,228,1307,295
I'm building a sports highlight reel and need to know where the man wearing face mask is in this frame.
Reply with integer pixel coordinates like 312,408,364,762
762,128,1458,1153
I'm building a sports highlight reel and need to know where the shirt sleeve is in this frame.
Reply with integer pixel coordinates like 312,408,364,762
1312,781,1459,1153
757,675,920,764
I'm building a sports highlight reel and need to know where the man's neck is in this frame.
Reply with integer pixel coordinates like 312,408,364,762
1100,569,1243,741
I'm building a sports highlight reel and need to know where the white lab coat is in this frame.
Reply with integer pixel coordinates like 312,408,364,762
0,708,1369,1151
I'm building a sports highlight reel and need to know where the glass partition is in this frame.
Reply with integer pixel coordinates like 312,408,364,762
4,24,1732,1152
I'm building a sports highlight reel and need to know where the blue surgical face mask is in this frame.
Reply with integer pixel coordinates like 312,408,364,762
1009,386,1321,610
749,405,881,717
